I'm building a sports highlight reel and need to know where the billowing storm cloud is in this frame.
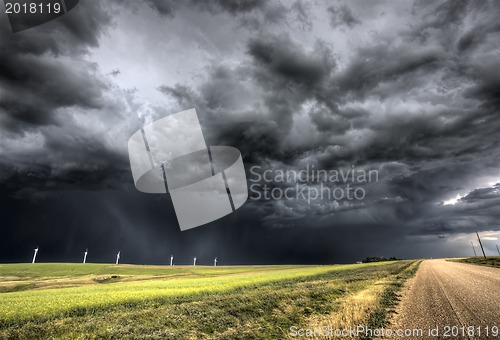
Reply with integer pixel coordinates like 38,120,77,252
1,0,499,264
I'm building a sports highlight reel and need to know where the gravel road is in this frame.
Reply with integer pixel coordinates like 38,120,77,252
387,259,499,339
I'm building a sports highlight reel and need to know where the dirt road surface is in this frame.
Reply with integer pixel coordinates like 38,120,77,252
388,259,499,339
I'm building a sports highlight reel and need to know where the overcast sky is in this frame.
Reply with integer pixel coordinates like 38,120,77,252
1,0,499,264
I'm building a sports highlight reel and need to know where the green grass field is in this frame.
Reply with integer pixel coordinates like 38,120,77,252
450,256,500,268
0,261,420,339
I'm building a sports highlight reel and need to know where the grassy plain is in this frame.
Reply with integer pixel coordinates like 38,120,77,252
0,261,420,339
449,256,500,268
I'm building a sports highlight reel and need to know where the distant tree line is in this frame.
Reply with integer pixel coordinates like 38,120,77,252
362,256,401,263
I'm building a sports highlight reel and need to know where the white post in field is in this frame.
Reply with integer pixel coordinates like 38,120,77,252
116,251,120,265
214,257,217,266
193,257,197,266
170,255,174,266
83,249,88,264
32,247,39,264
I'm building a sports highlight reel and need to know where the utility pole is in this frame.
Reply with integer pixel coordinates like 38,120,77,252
496,245,500,256
471,241,477,257
476,231,486,259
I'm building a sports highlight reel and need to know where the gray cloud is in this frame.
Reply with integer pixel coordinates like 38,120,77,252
0,1,112,130
191,0,266,14
154,0,500,240
126,0,266,19
327,5,360,29
1,0,500,263
0,1,139,194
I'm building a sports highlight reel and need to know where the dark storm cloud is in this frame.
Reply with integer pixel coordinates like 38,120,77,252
159,33,336,165
0,6,193,265
460,185,500,203
410,0,500,54
245,35,335,144
1,1,110,56
406,186,500,236
2,0,500,264
191,0,266,14
157,84,197,108
327,5,360,29
0,1,138,195
334,46,444,101
0,58,106,129
0,1,111,130
125,0,287,35
290,1,313,31
129,0,265,18
456,21,500,53
247,34,334,89
143,0,176,17
158,81,284,164
156,0,500,243
306,0,500,171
